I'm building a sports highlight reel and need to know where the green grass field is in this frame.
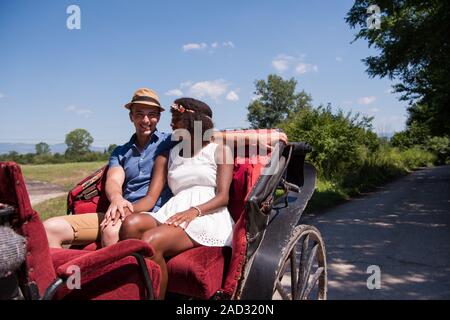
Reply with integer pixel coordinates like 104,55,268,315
22,161,106,191
33,195,67,221
22,162,106,220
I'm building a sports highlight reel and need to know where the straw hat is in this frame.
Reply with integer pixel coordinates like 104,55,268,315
124,88,165,111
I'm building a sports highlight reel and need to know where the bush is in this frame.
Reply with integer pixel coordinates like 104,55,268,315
426,136,450,165
279,104,379,181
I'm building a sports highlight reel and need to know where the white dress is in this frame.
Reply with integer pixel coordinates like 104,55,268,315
147,142,234,247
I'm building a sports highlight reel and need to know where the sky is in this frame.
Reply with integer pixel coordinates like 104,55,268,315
0,0,408,148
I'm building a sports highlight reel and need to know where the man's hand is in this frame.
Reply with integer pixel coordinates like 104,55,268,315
100,197,134,229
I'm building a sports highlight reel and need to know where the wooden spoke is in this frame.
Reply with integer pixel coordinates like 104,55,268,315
273,225,327,300
290,248,298,297
297,243,318,299
301,267,324,300
278,256,290,281
275,280,291,300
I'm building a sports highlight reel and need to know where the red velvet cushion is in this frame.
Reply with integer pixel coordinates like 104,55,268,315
50,247,161,300
166,160,267,299
166,246,231,299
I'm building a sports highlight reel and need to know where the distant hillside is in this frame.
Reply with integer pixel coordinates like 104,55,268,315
0,143,105,155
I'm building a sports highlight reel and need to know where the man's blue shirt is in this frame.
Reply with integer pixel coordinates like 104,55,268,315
108,130,176,211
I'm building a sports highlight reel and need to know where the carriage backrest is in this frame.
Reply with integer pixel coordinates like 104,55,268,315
0,162,56,299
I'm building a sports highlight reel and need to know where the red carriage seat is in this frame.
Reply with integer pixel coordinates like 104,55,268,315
66,130,280,299
0,162,161,300
165,154,269,298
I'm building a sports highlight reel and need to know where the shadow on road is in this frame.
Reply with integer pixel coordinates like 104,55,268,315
302,165,450,299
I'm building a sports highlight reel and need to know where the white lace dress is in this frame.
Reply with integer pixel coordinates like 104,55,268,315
147,142,234,247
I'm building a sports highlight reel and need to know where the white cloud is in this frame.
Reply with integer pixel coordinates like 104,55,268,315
226,91,239,102
357,96,377,105
211,42,219,49
272,54,318,75
336,56,343,62
182,43,208,51
369,107,380,113
65,105,93,117
188,79,228,101
165,89,183,97
222,41,235,48
295,63,318,75
0,93,4,99
272,54,294,72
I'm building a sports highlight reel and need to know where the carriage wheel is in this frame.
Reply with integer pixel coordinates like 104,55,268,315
273,224,327,300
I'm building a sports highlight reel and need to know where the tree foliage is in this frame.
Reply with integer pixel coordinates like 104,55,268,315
247,74,312,128
35,142,51,155
346,0,450,136
279,104,379,180
65,129,94,156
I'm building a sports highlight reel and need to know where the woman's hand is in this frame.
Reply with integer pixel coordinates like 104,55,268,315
165,208,199,229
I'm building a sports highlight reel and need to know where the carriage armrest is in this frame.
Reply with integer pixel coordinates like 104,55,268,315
56,239,154,278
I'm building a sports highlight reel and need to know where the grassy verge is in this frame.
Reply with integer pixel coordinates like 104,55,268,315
22,161,106,190
304,146,436,214
33,195,67,221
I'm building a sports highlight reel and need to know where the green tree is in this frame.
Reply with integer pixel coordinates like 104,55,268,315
107,144,118,155
390,121,431,149
247,74,312,128
346,1,450,136
35,142,51,155
65,129,94,156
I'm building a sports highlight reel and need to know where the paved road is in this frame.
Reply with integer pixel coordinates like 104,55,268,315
302,165,450,299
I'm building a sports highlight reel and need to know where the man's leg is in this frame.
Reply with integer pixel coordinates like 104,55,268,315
141,225,198,299
43,217,74,248
44,213,104,248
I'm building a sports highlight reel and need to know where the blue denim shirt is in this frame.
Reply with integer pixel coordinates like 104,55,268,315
108,130,176,211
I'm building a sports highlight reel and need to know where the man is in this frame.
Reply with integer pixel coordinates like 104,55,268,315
44,88,174,247
44,87,288,248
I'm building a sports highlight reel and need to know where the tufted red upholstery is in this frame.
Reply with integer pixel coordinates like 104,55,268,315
0,162,161,300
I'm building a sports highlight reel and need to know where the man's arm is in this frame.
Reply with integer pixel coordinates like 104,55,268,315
131,154,168,213
100,166,134,228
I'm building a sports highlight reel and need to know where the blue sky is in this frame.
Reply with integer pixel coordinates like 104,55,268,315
0,0,407,147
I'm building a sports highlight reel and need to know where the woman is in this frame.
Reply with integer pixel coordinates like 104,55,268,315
119,97,235,299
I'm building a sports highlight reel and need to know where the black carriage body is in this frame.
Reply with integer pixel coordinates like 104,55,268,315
235,142,319,299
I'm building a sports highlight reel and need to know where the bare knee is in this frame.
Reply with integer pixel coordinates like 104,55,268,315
119,214,157,241
101,222,121,247
43,217,74,248
119,214,143,240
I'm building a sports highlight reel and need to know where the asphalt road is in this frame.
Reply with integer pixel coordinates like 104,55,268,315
303,165,450,299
